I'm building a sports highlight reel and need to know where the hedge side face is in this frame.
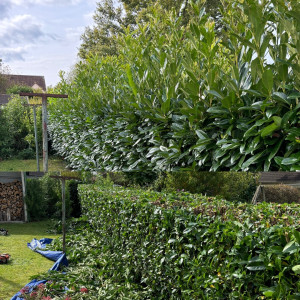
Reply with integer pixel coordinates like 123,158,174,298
78,185,300,299
48,0,300,172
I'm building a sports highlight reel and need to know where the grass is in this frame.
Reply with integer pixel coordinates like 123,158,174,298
0,221,59,300
0,158,68,171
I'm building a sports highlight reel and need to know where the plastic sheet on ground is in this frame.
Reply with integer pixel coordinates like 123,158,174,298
11,238,68,300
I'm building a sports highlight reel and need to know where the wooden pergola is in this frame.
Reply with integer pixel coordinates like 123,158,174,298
19,93,68,172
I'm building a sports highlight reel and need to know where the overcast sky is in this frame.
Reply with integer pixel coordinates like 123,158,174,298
0,0,97,87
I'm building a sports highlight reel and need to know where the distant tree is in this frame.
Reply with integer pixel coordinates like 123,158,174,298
0,59,10,93
78,0,222,59
79,0,125,59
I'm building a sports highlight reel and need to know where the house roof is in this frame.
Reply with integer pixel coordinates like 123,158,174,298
4,74,46,91
259,172,300,184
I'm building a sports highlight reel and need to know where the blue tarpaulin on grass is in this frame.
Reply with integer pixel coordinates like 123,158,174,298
11,238,68,300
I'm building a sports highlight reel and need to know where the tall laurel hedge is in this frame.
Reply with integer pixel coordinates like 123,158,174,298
48,0,300,171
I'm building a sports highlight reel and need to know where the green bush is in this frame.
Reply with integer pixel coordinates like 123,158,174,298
25,178,46,221
0,107,13,159
16,148,36,159
25,174,72,221
0,95,42,157
152,172,258,202
6,84,33,94
68,180,82,218
258,184,300,204
44,185,300,299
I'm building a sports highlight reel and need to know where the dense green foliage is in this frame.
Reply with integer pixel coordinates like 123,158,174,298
0,59,10,93
259,184,300,204
25,175,81,221
153,171,258,202
0,95,42,159
0,107,12,158
6,84,33,94
43,184,300,299
49,0,300,172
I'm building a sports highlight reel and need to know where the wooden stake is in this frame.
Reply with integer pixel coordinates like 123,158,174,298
21,171,28,222
61,178,66,253
32,106,40,172
42,96,48,172
252,185,262,204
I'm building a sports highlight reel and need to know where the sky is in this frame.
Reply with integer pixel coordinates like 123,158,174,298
0,0,97,87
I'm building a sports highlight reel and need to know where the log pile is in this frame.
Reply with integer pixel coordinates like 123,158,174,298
0,181,24,221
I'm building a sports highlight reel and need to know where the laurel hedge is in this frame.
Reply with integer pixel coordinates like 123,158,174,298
51,184,299,299
48,0,300,172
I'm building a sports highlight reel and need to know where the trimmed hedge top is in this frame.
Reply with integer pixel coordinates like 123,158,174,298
80,185,300,228
76,184,300,299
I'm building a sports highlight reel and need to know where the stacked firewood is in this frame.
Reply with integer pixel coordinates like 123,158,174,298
0,181,24,221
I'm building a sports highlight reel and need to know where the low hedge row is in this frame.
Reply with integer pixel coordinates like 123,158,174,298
74,185,300,299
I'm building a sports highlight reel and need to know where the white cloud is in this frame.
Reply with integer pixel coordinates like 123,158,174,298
0,0,11,18
0,46,30,61
0,15,46,47
65,26,85,41
84,11,94,22
11,0,83,5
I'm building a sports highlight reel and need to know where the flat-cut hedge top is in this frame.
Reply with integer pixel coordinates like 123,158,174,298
79,185,300,228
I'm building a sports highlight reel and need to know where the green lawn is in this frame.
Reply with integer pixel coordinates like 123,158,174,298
0,158,68,171
0,221,58,300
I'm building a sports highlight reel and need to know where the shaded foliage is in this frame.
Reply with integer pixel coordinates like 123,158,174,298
25,174,74,221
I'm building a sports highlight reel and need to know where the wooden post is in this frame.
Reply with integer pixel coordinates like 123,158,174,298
61,178,66,253
50,172,79,253
252,185,261,204
261,185,266,202
21,171,28,222
42,95,48,172
32,105,40,172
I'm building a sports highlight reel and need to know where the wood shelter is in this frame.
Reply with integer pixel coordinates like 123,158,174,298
252,172,300,204
0,172,45,222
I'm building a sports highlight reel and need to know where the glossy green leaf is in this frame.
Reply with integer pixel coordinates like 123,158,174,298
260,123,278,137
262,69,273,94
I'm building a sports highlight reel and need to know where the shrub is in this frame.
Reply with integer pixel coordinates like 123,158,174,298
68,180,82,218
153,171,258,202
25,174,73,221
17,148,36,159
6,84,33,94
25,178,46,221
0,107,13,159
258,184,300,204
0,95,42,157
